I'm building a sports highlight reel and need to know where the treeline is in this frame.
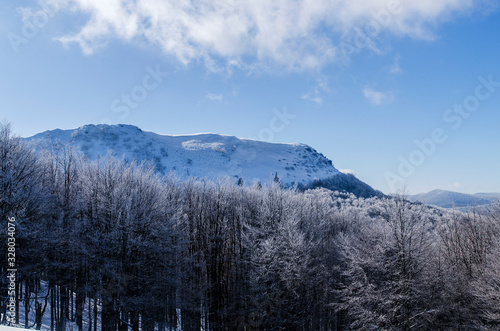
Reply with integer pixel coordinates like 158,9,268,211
1,122,500,330
299,172,383,198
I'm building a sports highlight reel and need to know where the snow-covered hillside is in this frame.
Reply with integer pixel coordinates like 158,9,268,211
27,124,340,188
408,189,500,211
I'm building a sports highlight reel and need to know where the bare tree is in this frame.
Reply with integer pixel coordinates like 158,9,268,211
339,195,438,330
0,122,45,326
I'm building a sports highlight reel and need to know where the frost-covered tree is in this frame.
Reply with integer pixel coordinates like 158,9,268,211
0,122,45,325
339,196,439,330
437,206,500,329
5,123,500,331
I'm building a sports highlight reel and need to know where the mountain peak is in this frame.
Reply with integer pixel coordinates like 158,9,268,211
26,124,384,197
75,123,143,134
28,124,341,187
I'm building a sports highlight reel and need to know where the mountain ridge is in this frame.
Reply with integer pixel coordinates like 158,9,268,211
27,124,382,198
408,189,500,211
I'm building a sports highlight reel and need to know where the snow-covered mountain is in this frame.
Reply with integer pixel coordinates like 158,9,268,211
27,124,380,197
408,189,500,211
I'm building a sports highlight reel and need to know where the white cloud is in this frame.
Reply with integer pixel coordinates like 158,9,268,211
390,53,402,74
35,0,487,72
302,88,322,104
302,76,330,104
448,182,463,190
206,93,223,101
363,87,395,105
339,169,357,176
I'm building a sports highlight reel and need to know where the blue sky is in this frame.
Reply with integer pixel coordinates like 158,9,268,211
1,0,500,194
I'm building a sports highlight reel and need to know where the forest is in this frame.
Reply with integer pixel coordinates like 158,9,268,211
1,122,500,331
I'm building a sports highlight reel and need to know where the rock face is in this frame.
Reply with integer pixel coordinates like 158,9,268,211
28,124,381,197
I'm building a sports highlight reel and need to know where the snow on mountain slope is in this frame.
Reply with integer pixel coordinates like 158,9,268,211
408,189,499,210
27,124,340,187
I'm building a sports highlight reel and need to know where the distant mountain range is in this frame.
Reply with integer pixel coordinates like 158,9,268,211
407,189,500,211
26,124,382,198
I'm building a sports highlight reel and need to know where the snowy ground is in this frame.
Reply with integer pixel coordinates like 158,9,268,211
5,280,101,331
5,280,181,330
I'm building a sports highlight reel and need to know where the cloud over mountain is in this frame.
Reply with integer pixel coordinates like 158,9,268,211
35,0,489,72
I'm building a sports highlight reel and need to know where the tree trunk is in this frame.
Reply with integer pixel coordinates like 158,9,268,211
50,283,54,331
118,310,128,331
130,310,139,331
76,289,84,331
24,280,30,329
35,301,43,330
15,273,19,325
87,298,92,331
93,298,98,331
101,294,117,331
